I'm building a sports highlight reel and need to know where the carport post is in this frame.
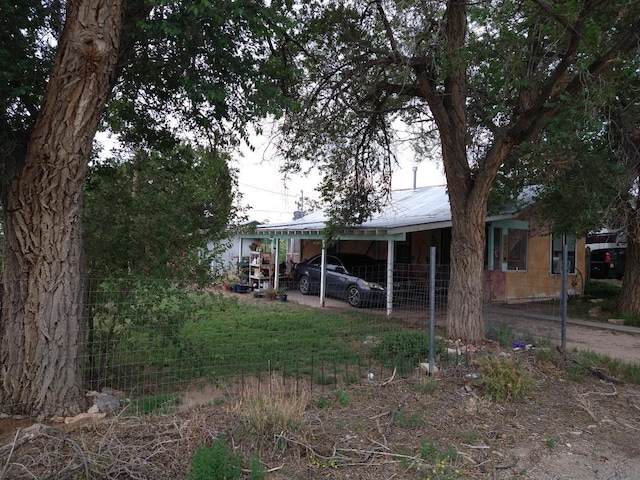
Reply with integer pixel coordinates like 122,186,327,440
273,238,280,290
320,241,327,307
386,240,394,316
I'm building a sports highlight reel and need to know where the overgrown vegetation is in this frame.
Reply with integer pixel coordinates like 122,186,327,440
572,280,640,326
88,287,385,400
187,436,242,480
234,378,309,444
89,283,640,417
476,356,533,401
370,330,446,375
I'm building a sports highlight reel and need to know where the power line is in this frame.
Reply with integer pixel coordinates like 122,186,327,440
238,182,299,198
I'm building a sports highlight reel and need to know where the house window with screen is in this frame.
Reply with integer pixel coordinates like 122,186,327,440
551,235,576,274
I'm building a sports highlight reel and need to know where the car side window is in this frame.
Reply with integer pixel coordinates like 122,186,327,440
326,256,344,272
309,256,321,267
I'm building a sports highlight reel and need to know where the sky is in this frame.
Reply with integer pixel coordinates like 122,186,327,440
234,135,447,224
96,130,447,225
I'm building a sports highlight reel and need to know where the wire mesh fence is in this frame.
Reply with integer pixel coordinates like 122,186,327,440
1,266,578,413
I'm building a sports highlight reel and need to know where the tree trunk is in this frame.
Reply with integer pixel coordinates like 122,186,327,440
446,185,489,343
617,212,640,315
0,1,124,417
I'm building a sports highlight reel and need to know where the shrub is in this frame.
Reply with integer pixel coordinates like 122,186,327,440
584,280,621,299
187,436,241,480
477,355,533,401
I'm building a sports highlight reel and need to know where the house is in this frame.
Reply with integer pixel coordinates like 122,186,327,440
211,220,302,288
255,185,586,307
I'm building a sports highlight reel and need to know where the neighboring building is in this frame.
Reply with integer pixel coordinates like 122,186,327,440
256,185,585,304
586,228,626,280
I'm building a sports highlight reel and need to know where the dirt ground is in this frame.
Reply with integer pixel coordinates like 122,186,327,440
1,344,640,479
1,295,640,479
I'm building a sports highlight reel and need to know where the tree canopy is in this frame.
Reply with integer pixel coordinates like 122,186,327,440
276,0,640,341
84,144,237,282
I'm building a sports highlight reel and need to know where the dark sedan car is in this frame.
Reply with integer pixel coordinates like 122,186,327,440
293,253,393,308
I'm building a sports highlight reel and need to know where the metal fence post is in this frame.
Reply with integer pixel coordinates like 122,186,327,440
429,246,436,374
561,239,568,349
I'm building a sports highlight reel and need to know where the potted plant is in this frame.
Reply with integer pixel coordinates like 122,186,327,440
221,272,240,291
265,288,277,300
276,286,288,302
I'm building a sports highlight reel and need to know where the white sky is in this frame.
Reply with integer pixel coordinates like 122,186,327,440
234,135,447,224
96,130,447,225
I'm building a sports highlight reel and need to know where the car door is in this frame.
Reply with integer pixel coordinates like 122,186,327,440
304,255,324,291
325,256,351,298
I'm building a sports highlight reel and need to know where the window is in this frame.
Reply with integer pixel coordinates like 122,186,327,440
551,235,576,274
506,229,528,270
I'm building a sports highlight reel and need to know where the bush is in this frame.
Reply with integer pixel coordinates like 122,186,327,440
584,280,621,299
86,279,215,389
477,355,533,401
188,436,242,480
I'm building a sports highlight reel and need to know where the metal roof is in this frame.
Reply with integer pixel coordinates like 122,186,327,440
256,184,527,239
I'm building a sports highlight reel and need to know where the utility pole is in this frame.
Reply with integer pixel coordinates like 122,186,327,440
300,190,304,217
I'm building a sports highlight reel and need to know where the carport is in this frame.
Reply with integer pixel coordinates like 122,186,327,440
255,186,456,316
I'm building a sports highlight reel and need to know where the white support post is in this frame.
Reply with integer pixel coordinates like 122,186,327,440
274,239,280,290
320,241,327,307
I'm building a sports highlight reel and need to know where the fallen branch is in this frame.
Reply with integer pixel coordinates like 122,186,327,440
495,459,518,470
557,347,623,384
0,428,21,479
381,367,397,386
581,381,618,397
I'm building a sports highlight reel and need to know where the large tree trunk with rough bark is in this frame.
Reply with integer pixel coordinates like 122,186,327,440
446,185,489,343
615,126,640,315
617,232,640,314
0,1,124,417
424,0,490,344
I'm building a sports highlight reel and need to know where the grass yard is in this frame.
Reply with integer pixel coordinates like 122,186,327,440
98,290,439,399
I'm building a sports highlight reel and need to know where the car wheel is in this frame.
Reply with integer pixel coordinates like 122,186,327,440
347,285,362,308
298,275,311,295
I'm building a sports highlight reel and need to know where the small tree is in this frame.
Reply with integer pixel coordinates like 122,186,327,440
84,144,236,282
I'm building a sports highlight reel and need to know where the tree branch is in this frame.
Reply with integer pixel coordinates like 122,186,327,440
374,0,400,58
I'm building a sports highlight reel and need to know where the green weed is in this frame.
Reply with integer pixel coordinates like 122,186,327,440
187,436,241,480
337,388,349,406
317,395,330,409
370,330,444,375
486,323,515,348
249,452,266,480
419,439,461,478
133,393,180,415
477,356,533,401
